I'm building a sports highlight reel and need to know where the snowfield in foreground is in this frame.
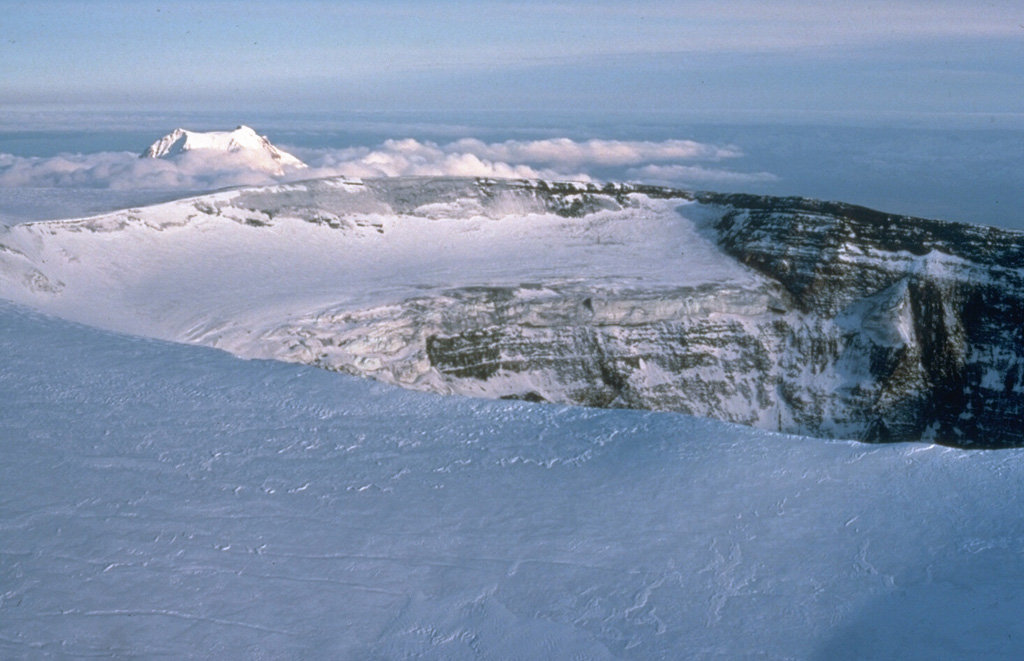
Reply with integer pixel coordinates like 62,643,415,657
3,301,1024,659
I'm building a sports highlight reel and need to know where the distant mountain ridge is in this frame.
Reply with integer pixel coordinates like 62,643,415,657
141,125,306,175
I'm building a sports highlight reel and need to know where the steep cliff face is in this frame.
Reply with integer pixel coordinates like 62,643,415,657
248,185,1024,447
1,176,1021,447
694,193,1024,446
256,284,782,426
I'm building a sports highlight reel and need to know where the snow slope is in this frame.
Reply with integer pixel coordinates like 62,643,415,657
142,125,306,175
3,300,1024,659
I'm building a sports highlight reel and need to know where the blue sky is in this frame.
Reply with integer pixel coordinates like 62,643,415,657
1,0,1021,120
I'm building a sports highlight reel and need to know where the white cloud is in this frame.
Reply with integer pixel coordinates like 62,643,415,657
0,137,772,193
292,137,748,182
444,138,740,167
627,164,779,187
299,139,559,181
0,151,281,191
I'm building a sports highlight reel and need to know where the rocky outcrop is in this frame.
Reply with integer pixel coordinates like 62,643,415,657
694,193,1024,446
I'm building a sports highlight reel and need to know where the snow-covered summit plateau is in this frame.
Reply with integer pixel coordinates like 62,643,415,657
1,175,1022,447
141,125,306,175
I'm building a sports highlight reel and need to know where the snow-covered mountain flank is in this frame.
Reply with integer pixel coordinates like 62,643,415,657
1,176,1021,447
141,125,306,175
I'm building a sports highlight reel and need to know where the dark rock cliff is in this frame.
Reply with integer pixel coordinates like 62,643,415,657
690,193,1024,447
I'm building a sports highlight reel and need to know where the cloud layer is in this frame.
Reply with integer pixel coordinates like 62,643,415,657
627,164,778,186
0,151,283,191
0,137,774,192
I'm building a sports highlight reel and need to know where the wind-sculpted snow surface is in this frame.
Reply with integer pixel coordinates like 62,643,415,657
5,301,1024,659
1,176,1023,446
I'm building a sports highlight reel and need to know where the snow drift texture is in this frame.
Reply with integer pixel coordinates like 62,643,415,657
1,176,1022,447
5,300,1024,659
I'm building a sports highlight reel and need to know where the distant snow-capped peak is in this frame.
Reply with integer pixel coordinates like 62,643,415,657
141,125,306,175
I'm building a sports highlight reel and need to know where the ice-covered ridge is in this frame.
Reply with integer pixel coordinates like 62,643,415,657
2,175,1024,447
141,125,307,175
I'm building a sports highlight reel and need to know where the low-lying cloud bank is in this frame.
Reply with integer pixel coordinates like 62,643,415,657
627,164,779,186
0,137,775,192
0,151,282,191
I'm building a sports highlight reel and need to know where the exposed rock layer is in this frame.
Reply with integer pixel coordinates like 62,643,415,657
252,182,1024,448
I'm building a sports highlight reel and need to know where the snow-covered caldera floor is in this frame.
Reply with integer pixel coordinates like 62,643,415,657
2,175,1023,446
0,177,745,336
